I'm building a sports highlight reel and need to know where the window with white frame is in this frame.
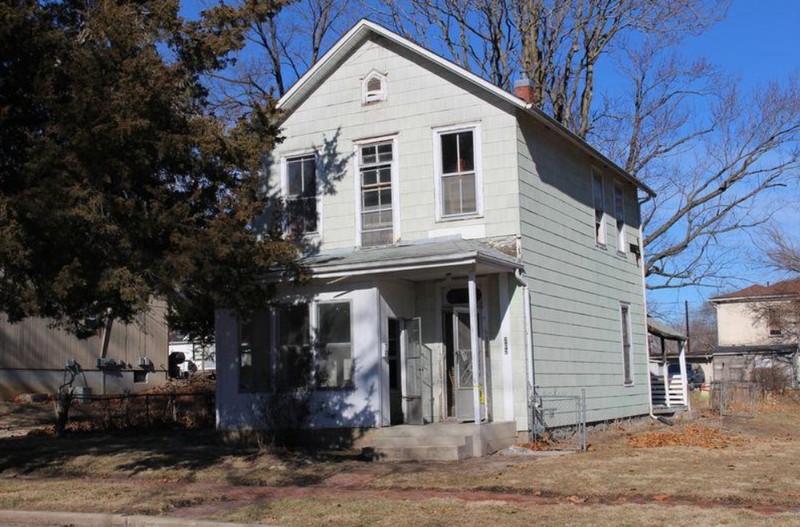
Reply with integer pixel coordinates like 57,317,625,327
592,171,606,245
362,71,387,104
239,311,273,393
358,141,395,246
435,126,481,218
613,182,625,253
620,303,633,385
317,302,353,388
284,155,317,234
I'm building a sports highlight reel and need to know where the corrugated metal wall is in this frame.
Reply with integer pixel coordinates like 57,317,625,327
0,302,169,371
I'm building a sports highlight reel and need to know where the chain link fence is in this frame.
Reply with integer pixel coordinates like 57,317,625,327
710,380,759,417
528,386,587,451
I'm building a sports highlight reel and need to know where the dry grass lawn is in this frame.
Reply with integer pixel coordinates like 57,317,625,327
1,394,800,526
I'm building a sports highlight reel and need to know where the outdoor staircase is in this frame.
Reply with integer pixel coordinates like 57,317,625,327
357,421,518,461
651,373,688,413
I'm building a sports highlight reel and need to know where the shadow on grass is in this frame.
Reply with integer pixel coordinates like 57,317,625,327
0,429,368,488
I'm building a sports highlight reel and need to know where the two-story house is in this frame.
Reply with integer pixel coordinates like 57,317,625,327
710,279,800,388
214,20,655,454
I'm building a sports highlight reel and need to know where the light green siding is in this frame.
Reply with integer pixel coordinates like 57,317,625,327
516,112,650,422
272,36,521,249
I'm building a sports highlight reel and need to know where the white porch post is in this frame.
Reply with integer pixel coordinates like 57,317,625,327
662,337,670,408
468,270,482,424
678,340,690,409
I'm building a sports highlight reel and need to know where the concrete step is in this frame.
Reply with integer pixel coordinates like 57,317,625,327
363,435,469,448
364,444,470,461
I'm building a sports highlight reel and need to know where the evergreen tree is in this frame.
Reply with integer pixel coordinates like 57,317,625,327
0,0,294,341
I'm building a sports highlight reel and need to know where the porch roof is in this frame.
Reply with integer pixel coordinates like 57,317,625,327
300,237,523,280
713,344,798,356
647,317,686,342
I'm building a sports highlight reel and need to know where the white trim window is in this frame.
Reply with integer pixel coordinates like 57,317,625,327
434,124,483,219
613,182,625,253
592,171,606,246
283,154,318,234
355,138,398,247
620,302,634,386
316,301,354,388
361,70,387,104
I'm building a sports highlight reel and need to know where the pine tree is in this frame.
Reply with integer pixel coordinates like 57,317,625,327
0,0,294,340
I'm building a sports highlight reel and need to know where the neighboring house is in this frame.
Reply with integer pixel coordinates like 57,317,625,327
710,279,800,388
215,20,655,452
0,304,169,398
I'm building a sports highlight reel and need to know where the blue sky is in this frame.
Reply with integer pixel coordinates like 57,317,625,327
647,1,800,320
181,1,799,320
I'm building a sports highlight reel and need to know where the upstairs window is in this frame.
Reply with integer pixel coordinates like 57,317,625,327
767,309,783,337
362,71,387,104
435,125,482,219
284,155,317,234
613,182,625,253
357,139,396,246
593,171,606,246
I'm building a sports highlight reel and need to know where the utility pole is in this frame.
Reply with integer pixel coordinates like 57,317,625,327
684,300,691,355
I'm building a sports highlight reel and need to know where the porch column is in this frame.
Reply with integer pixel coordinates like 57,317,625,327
678,340,690,410
468,270,482,424
662,336,669,408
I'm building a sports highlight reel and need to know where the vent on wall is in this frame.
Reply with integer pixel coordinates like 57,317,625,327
362,70,387,104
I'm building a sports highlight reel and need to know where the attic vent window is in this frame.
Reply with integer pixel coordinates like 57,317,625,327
362,71,387,104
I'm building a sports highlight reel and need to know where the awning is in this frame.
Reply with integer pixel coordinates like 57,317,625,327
300,237,523,280
647,317,686,341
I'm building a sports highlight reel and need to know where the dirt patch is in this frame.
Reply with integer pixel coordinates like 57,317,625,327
626,424,746,449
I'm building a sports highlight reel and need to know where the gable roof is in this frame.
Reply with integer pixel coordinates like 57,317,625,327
710,278,800,302
277,19,656,198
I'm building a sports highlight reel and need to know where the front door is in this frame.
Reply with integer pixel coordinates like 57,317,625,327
444,309,484,422
388,319,403,425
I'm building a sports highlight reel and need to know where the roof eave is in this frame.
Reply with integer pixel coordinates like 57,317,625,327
276,19,655,198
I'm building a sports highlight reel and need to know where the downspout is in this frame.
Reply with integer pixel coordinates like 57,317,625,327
514,270,535,407
638,223,659,422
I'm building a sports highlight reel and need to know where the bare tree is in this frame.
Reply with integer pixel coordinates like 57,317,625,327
207,0,357,117
689,302,717,354
204,1,799,293
766,226,800,275
368,0,517,89
372,0,725,138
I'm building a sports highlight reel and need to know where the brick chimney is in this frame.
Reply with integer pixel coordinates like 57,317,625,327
514,76,534,104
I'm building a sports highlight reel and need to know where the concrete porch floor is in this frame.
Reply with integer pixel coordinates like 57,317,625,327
356,421,519,461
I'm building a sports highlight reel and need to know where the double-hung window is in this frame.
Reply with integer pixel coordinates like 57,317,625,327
284,155,318,234
358,141,395,246
613,182,625,253
435,125,482,219
620,303,633,386
593,172,606,246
